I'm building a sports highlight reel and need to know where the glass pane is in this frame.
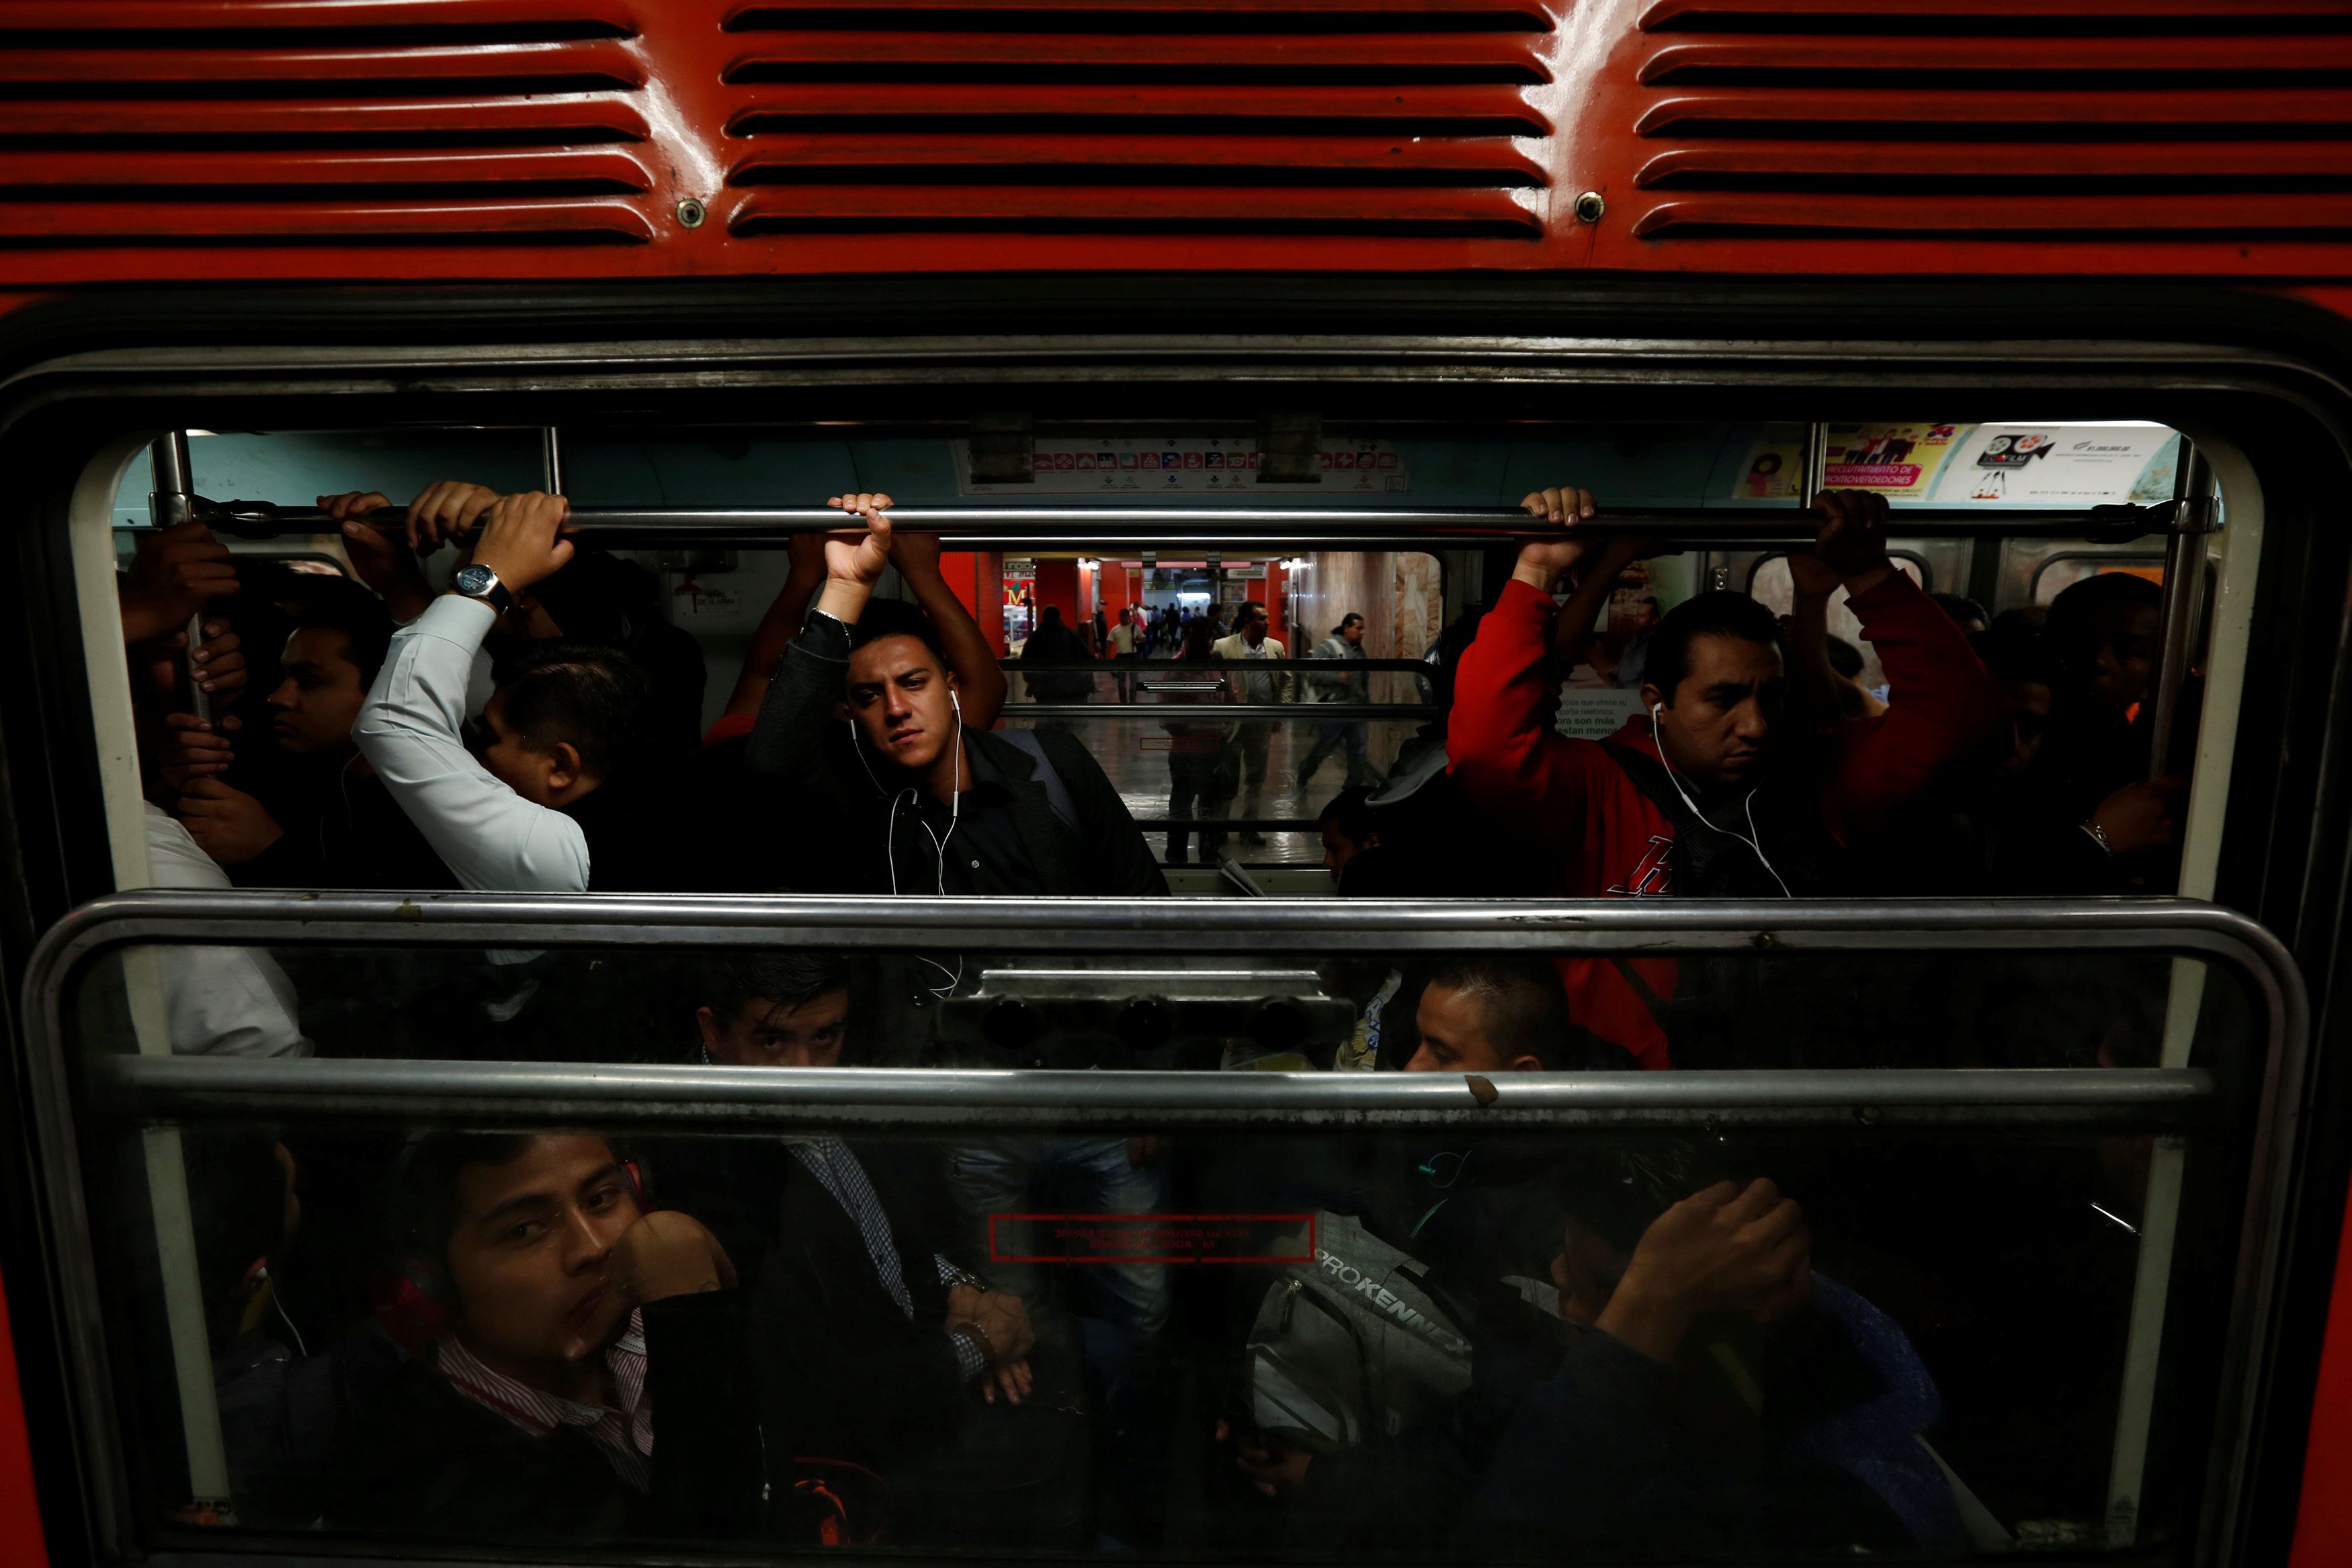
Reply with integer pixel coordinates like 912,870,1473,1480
64,930,2262,1560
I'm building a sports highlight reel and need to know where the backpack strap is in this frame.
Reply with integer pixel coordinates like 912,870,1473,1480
996,728,1081,835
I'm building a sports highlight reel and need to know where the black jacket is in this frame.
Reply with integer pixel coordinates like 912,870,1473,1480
319,1293,769,1545
655,1137,976,1467
745,613,1165,898
237,760,457,893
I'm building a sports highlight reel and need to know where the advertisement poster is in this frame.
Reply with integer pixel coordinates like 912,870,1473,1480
1728,437,1805,500
1817,423,1963,497
1929,425,2179,507
1555,689,1648,741
958,435,1411,496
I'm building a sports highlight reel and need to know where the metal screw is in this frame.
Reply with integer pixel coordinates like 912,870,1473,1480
675,198,708,229
1573,190,1606,224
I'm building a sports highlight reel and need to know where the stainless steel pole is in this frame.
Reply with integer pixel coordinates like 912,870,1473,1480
2146,445,2215,781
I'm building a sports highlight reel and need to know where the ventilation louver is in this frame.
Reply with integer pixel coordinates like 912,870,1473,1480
0,1,655,252
720,0,1556,241
1626,0,2352,245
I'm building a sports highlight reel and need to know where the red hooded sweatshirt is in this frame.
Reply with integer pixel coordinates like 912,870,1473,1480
1447,572,2005,1070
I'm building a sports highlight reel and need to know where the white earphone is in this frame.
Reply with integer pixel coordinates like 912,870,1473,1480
849,677,969,996
1649,701,1792,897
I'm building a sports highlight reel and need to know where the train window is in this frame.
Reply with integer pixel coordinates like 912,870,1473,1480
2032,554,2169,607
33,896,2292,1560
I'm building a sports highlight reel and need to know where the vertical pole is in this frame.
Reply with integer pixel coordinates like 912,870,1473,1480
2105,441,2220,1547
149,434,210,724
136,432,234,1517
1800,423,1824,507
541,426,564,496
2147,445,2212,781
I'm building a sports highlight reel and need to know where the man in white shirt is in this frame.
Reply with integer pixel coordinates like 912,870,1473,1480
1209,601,1291,846
353,491,656,892
142,803,312,1057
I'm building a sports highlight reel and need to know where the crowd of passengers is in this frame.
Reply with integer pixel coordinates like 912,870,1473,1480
119,478,2177,1551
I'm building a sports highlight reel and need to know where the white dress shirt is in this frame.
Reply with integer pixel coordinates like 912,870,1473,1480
354,595,589,894
142,804,311,1057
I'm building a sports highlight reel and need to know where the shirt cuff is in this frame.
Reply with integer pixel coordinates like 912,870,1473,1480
948,1327,991,1383
409,593,499,648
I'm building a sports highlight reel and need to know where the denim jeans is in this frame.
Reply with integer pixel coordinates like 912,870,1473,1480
950,1135,1172,1336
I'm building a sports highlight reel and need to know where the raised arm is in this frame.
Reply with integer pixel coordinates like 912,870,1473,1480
1811,491,2007,837
743,494,894,787
1446,484,1613,851
352,492,589,891
892,531,1009,728
717,533,827,726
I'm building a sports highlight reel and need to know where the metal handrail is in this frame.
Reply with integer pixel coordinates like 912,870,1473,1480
167,496,2198,549
1007,659,1435,671
1011,703,1433,719
91,1055,2216,1134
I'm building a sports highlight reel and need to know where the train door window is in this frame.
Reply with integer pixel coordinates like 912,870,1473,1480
31,896,2295,1562
2033,554,2167,606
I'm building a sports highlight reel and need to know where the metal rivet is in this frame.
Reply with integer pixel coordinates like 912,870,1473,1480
675,198,708,229
1573,190,1605,224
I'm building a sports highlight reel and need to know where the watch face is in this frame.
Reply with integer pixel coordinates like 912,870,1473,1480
454,564,494,595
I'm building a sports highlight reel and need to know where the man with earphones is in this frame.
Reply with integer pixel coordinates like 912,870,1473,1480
1447,486,2005,1071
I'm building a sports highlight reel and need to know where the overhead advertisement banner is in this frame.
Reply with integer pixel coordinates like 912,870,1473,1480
956,436,1411,496
1928,425,2180,506
1817,423,1966,498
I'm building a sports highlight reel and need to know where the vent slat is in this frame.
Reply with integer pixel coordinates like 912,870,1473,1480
1641,35,2352,79
1637,141,2352,185
728,183,1538,232
724,31,1546,73
0,0,640,28
1632,190,2352,236
0,39,644,86
0,195,655,241
732,0,1548,17
0,93,649,140
0,146,653,189
732,131,1543,179
730,83,1549,130
1641,0,2350,23
1637,85,2352,135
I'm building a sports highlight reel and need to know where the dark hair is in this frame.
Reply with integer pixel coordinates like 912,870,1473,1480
1040,605,1065,629
700,951,851,1032
1318,785,1378,844
1972,620,2053,688
498,641,653,782
2048,569,2162,634
533,548,655,648
1643,591,1783,703
850,597,947,664
388,1131,553,1277
1178,616,1217,660
1334,613,1365,636
1929,592,1990,629
1422,958,1634,1073
1823,635,1865,681
1238,599,1266,623
288,575,394,686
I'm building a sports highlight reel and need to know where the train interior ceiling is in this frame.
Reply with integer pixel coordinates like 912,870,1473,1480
104,416,2213,891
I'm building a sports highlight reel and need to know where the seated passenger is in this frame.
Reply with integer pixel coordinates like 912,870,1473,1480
657,956,1089,1547
324,1132,769,1542
352,492,663,891
746,494,1163,897
1404,958,1634,1076
1447,486,2004,1068
1232,1157,1963,1555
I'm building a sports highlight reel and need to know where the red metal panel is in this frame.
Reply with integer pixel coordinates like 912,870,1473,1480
0,198,656,242
1633,191,2352,238
1636,142,2352,185
1640,34,2352,80
1639,0,2351,21
728,183,1539,231
0,40,646,85
730,133,1544,179
725,84,1551,129
724,32,1548,75
0,1273,48,1568
0,94,651,139
1,148,654,189
730,0,1550,15
1635,87,2352,135
0,0,638,25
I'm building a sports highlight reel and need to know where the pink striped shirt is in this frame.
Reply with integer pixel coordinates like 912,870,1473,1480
433,1309,653,1493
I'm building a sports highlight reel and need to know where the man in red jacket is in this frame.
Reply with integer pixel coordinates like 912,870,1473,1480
1447,486,2005,1070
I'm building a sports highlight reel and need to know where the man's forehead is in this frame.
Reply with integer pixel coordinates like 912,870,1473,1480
739,988,850,1027
455,1135,615,1211
848,636,942,681
1685,632,1783,681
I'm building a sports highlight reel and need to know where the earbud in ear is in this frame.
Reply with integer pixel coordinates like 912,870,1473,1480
1652,703,1663,717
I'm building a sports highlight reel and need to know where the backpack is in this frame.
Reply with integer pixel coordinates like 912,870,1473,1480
1245,1212,1474,1450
